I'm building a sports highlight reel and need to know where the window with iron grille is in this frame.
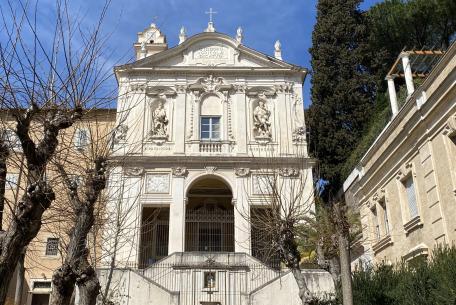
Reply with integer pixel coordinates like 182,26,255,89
33,281,52,289
403,176,419,218
45,238,59,256
200,117,220,140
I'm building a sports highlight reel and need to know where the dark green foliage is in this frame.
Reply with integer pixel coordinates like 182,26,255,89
351,246,456,305
367,0,456,87
339,0,456,182
308,0,375,193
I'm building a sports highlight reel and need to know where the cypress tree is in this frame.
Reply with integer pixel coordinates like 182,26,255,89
308,0,374,194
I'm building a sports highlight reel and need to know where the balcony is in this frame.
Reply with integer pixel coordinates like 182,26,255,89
199,141,222,153
187,140,233,155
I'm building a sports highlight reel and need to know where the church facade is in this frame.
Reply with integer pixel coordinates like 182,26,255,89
99,21,333,305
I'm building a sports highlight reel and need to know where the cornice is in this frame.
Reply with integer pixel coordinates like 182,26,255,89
109,155,317,168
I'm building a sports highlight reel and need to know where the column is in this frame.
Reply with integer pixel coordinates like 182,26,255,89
174,88,186,154
168,168,187,253
386,76,399,116
234,169,251,254
401,53,415,96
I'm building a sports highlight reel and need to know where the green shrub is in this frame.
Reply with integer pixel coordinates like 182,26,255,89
352,246,456,305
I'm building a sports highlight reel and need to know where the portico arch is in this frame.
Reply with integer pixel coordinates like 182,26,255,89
185,176,234,252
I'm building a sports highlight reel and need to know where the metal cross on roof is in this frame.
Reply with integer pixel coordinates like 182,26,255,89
205,8,217,23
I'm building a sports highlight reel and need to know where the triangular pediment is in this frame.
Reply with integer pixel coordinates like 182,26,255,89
120,32,301,70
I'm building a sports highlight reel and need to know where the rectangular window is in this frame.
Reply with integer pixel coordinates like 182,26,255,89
74,129,89,150
403,176,419,218
200,117,220,140
45,238,59,256
372,207,380,241
379,199,390,235
5,173,19,189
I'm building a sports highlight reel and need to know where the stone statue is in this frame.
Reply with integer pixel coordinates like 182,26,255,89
253,100,271,138
114,124,128,143
151,101,168,137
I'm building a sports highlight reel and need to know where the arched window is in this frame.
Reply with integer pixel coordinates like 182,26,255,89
200,94,222,141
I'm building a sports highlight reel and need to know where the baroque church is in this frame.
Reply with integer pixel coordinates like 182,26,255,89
99,18,334,305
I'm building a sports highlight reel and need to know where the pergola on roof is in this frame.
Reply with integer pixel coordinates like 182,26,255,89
387,50,445,78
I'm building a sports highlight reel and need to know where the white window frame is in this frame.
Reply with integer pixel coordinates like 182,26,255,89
403,175,419,219
5,173,19,189
74,128,90,150
2,129,22,151
200,116,221,141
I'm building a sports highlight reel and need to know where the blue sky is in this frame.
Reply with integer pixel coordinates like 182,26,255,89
2,0,384,108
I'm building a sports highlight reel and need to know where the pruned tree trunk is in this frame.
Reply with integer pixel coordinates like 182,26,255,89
277,222,312,305
50,158,107,305
338,231,353,305
0,107,82,303
333,202,353,305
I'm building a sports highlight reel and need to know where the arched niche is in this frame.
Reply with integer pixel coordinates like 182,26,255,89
148,97,172,143
251,98,272,140
200,93,222,116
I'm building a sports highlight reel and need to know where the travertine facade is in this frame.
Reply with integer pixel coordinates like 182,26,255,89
98,22,321,305
344,43,456,266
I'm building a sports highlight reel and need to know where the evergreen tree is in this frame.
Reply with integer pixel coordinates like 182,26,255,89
308,0,374,194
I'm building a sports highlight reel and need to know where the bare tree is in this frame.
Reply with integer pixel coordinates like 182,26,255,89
0,0,113,302
237,146,316,305
49,115,114,305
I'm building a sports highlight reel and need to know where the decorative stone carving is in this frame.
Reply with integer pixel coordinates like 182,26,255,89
124,167,144,176
372,189,385,202
274,40,282,60
113,124,128,144
175,84,187,93
292,126,306,143
236,27,243,43
443,114,456,135
145,173,169,193
200,75,224,92
253,174,273,195
253,100,272,141
235,168,250,177
234,84,246,93
279,168,299,177
195,46,227,60
149,100,168,144
205,166,217,174
172,167,188,177
396,162,414,180
130,83,146,92
178,26,186,44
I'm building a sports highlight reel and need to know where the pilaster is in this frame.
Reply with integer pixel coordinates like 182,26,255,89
168,168,187,253
234,168,251,254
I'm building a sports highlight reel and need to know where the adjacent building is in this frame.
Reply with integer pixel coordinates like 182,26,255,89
344,42,456,266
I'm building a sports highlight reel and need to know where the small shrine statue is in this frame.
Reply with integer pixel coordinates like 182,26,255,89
151,101,168,137
253,100,271,138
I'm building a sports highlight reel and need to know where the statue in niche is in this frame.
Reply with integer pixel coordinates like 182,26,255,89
253,100,271,138
151,100,168,137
